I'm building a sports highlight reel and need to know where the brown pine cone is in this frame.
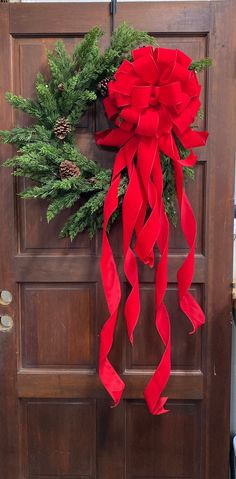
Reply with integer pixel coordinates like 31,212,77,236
97,77,111,97
53,117,71,140
88,177,97,184
59,160,81,179
57,83,65,92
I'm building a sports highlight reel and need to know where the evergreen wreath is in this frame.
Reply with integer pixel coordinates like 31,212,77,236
0,24,212,239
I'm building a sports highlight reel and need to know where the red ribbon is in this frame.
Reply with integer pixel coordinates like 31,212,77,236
96,46,208,414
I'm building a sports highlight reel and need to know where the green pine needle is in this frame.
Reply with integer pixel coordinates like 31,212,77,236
189,57,212,73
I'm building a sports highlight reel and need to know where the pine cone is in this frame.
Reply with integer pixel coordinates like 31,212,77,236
97,77,111,97
58,83,65,92
59,160,81,179
88,177,97,184
53,117,71,140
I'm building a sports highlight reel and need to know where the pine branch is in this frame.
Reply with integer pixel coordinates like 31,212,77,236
47,192,80,222
20,183,57,200
98,23,157,77
111,22,156,50
12,153,52,176
67,90,97,126
47,41,73,82
35,73,59,126
0,127,37,145
19,141,62,161
60,188,107,240
61,143,99,175
197,107,204,120
189,57,212,73
60,173,127,239
72,27,103,70
3,155,20,168
5,92,42,120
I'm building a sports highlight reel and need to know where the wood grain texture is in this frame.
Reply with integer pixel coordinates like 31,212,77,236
14,255,207,282
20,283,96,368
10,3,110,35
205,0,236,476
23,400,96,477
0,5,20,479
0,2,235,478
115,1,211,32
17,370,204,399
126,401,201,478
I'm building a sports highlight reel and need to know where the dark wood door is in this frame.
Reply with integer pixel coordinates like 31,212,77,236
0,2,235,478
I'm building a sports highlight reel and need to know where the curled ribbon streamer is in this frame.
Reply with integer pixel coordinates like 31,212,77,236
96,46,208,414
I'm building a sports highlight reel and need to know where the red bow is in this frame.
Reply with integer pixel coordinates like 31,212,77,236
96,46,208,414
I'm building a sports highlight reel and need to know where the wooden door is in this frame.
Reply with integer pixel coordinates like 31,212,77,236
0,2,235,478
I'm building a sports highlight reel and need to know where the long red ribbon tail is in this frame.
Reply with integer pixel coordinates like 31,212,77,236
122,137,143,344
124,136,160,346
99,148,127,406
134,137,160,267
144,150,171,414
159,133,205,333
174,159,205,332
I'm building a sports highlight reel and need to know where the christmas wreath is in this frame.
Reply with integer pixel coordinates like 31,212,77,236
0,23,210,239
1,24,211,415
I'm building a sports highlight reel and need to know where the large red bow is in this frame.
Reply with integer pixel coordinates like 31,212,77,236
96,46,208,414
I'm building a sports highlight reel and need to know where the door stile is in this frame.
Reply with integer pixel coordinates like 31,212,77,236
0,5,20,479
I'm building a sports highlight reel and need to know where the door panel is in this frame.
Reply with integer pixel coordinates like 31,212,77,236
21,283,96,369
0,2,235,479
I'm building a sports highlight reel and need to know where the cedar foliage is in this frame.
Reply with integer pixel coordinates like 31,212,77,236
0,24,211,239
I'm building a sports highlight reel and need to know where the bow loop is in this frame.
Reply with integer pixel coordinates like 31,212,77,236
136,108,159,137
158,82,183,106
131,85,152,109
